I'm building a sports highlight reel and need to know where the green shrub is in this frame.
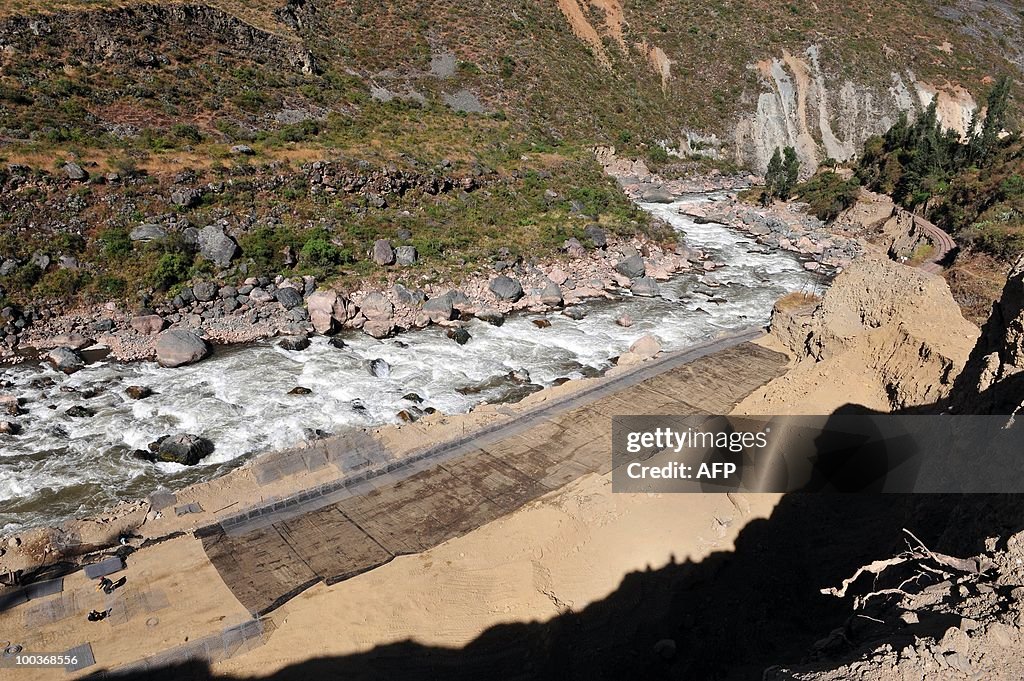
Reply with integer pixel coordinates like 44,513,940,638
795,171,861,222
151,252,192,290
300,232,346,268
34,269,86,299
99,227,133,258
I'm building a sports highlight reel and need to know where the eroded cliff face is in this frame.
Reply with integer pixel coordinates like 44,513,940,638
732,45,977,175
950,255,1024,415
741,256,979,414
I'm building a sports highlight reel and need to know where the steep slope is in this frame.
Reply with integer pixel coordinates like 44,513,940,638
740,256,979,413
0,0,1018,167
950,254,1024,414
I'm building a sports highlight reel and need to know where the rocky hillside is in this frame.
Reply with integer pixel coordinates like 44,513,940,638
0,1,1018,170
0,0,1020,348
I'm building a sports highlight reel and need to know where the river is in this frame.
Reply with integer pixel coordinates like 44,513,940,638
0,194,824,531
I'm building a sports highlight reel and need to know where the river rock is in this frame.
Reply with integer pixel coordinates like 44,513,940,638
395,245,418,266
150,434,215,466
423,294,456,323
66,405,94,418
365,358,391,378
288,386,312,395
50,333,93,350
306,290,346,334
328,337,347,349
631,277,661,297
447,327,471,345
0,421,19,435
198,226,239,267
47,347,85,374
155,329,209,368
562,307,586,320
403,392,423,403
131,314,166,335
275,286,303,309
277,335,310,351
630,334,662,358
616,314,634,328
125,386,153,400
532,319,552,329
0,395,20,416
641,187,674,203
248,287,273,304
130,224,168,242
372,239,395,266
615,255,646,279
489,275,524,302
359,292,394,320
540,281,563,307
475,309,505,326
397,405,426,423
363,319,395,338
193,281,217,302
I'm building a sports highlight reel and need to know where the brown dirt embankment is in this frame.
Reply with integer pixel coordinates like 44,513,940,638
737,255,979,414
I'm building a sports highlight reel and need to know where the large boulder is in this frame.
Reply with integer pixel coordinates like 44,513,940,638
630,277,661,297
540,280,563,307
615,254,646,279
155,329,209,368
307,290,341,334
275,286,303,309
584,224,607,248
131,314,166,335
489,275,524,302
197,226,239,267
641,187,675,203
363,319,395,339
130,224,168,242
395,245,418,266
149,434,214,466
170,187,201,208
63,162,87,181
192,281,217,302
372,239,395,266
423,294,456,323
277,335,310,351
359,291,394,320
47,347,84,374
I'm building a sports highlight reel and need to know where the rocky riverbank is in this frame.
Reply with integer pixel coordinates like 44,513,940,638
8,227,706,367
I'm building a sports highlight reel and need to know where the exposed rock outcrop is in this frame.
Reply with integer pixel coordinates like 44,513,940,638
733,45,977,175
950,255,1024,415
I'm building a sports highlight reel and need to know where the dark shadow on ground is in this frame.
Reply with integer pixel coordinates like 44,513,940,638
92,405,1024,681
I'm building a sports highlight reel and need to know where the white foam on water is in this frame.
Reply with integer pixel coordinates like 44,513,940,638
0,195,824,530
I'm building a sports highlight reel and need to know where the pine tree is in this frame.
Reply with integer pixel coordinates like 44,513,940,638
977,75,1011,162
763,147,784,205
781,146,800,199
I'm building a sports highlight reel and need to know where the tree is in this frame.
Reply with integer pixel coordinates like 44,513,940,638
763,146,800,203
763,147,783,205
782,146,800,199
977,75,1011,162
